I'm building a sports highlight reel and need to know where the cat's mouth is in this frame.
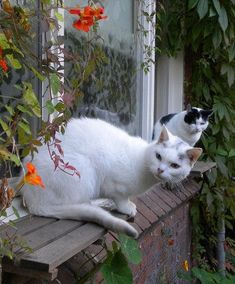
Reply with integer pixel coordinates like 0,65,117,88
154,173,164,180
191,129,200,134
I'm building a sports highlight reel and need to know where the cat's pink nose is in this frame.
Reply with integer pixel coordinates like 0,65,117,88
157,168,164,174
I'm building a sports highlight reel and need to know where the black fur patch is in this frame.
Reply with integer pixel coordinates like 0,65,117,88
160,113,177,125
200,110,213,120
184,108,200,125
184,108,212,125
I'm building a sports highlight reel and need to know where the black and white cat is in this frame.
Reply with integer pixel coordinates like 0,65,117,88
22,118,202,238
153,105,213,146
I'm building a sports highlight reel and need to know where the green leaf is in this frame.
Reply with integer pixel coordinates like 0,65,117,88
216,148,227,156
221,63,228,75
212,0,221,15
212,28,222,48
101,250,133,284
227,66,234,86
197,0,208,19
18,121,31,135
215,156,228,178
228,44,235,62
17,105,33,116
218,6,228,32
119,234,142,264
23,82,41,117
55,102,65,112
0,119,11,137
6,54,22,69
0,33,10,49
45,100,55,114
12,206,20,219
50,73,61,96
5,105,14,116
9,154,21,166
229,149,235,157
192,267,215,284
188,0,199,10
55,12,63,22
30,67,45,81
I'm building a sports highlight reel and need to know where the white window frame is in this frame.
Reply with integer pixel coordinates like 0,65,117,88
138,0,156,142
155,52,184,121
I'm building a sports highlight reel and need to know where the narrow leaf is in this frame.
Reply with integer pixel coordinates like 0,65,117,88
188,0,199,10
197,0,209,19
212,0,221,15
10,154,21,166
218,6,228,32
12,206,20,219
6,54,22,69
23,82,41,117
30,67,45,81
50,73,61,96
0,119,11,137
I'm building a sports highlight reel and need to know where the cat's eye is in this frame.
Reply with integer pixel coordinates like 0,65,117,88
200,122,205,125
171,163,180,169
156,153,161,160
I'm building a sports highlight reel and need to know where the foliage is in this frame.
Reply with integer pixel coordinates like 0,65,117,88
178,266,235,283
156,0,235,276
101,234,142,284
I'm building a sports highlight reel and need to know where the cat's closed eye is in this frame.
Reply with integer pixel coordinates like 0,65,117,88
200,122,205,125
156,153,161,160
171,163,180,169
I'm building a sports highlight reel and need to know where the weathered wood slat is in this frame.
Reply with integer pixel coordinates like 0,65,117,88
15,219,83,254
3,262,58,281
0,215,57,238
152,187,177,208
146,190,171,212
190,161,216,177
20,223,106,271
139,194,165,217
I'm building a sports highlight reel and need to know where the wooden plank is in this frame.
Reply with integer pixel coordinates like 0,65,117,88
134,211,151,231
20,223,106,271
139,194,165,217
160,187,182,205
146,191,171,213
0,215,57,237
135,198,158,224
152,188,177,208
15,219,83,254
176,183,192,198
3,262,58,281
190,161,216,177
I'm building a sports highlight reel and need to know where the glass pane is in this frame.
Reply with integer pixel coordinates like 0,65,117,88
65,0,141,135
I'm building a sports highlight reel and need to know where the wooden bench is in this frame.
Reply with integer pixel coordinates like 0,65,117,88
1,161,216,283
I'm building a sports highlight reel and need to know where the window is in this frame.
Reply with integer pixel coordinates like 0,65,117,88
64,0,156,140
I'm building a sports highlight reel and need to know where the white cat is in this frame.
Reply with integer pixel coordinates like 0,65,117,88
22,118,202,238
153,105,213,146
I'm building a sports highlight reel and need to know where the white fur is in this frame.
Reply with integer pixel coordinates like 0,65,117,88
154,109,209,146
22,118,201,238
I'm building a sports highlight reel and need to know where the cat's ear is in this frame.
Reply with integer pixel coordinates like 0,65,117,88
157,125,169,143
201,110,213,118
186,104,192,113
186,148,203,165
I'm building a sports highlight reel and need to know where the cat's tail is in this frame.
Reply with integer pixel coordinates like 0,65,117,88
38,203,138,239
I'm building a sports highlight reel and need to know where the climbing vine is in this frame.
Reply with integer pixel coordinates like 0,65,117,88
157,0,235,279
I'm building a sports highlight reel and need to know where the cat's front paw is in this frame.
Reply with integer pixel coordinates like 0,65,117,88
116,200,137,217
